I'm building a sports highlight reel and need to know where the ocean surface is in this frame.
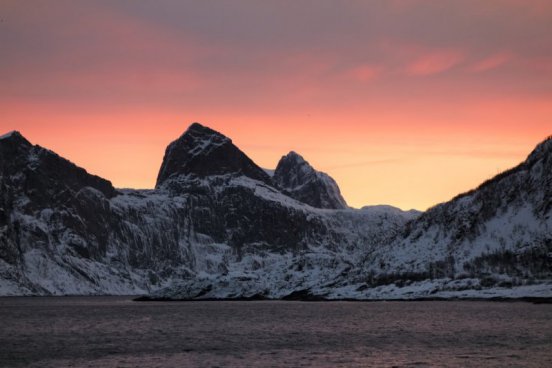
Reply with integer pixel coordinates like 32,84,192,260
0,297,551,367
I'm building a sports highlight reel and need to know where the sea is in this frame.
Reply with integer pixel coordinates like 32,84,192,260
1,297,551,367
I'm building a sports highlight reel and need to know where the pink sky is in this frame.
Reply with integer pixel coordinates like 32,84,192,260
1,0,551,210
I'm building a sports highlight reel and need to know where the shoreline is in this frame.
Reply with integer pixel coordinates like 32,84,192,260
133,295,552,304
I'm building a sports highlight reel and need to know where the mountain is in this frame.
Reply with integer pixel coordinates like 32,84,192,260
0,125,414,296
0,125,550,300
0,130,116,271
273,151,348,209
0,131,115,202
156,123,271,188
354,136,552,299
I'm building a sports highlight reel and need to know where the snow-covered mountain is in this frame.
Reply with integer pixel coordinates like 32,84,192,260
273,151,348,209
148,130,552,299
0,124,414,296
0,124,550,300
360,136,552,293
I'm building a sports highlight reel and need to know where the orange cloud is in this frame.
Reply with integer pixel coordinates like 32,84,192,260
406,50,465,76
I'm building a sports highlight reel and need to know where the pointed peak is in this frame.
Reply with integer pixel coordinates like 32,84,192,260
1,130,22,140
179,123,230,144
274,150,348,209
156,122,271,187
0,130,31,146
184,122,225,137
276,151,315,178
279,151,310,168
165,123,232,162
0,131,20,139
188,122,207,130
276,151,314,174
284,150,306,162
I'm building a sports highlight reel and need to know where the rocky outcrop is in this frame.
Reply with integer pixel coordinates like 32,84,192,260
273,151,348,209
156,123,271,187
0,131,115,204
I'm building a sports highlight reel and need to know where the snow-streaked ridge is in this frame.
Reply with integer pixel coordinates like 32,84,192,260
1,126,551,300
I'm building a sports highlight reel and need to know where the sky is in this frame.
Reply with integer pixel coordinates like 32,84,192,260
1,0,551,210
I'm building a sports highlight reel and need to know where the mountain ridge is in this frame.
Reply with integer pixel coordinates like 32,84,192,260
0,124,550,299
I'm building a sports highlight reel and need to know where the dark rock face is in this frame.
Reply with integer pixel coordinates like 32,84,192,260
273,151,348,209
0,131,115,207
0,130,115,265
156,123,272,187
0,132,118,293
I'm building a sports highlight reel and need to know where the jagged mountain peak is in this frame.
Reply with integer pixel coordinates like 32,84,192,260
0,130,23,140
277,151,313,174
182,122,231,144
173,122,232,160
156,123,272,188
0,130,31,147
283,151,306,163
274,151,348,209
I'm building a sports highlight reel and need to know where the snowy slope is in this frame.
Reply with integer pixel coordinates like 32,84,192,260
357,136,552,295
150,135,552,300
0,125,550,299
0,125,414,296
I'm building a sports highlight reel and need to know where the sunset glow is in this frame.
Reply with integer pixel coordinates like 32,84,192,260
1,0,551,210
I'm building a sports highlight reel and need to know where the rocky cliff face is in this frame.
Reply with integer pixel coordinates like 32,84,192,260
0,131,115,263
273,151,348,209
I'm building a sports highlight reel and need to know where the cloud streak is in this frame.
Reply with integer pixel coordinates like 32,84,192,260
406,50,466,76
469,52,513,72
